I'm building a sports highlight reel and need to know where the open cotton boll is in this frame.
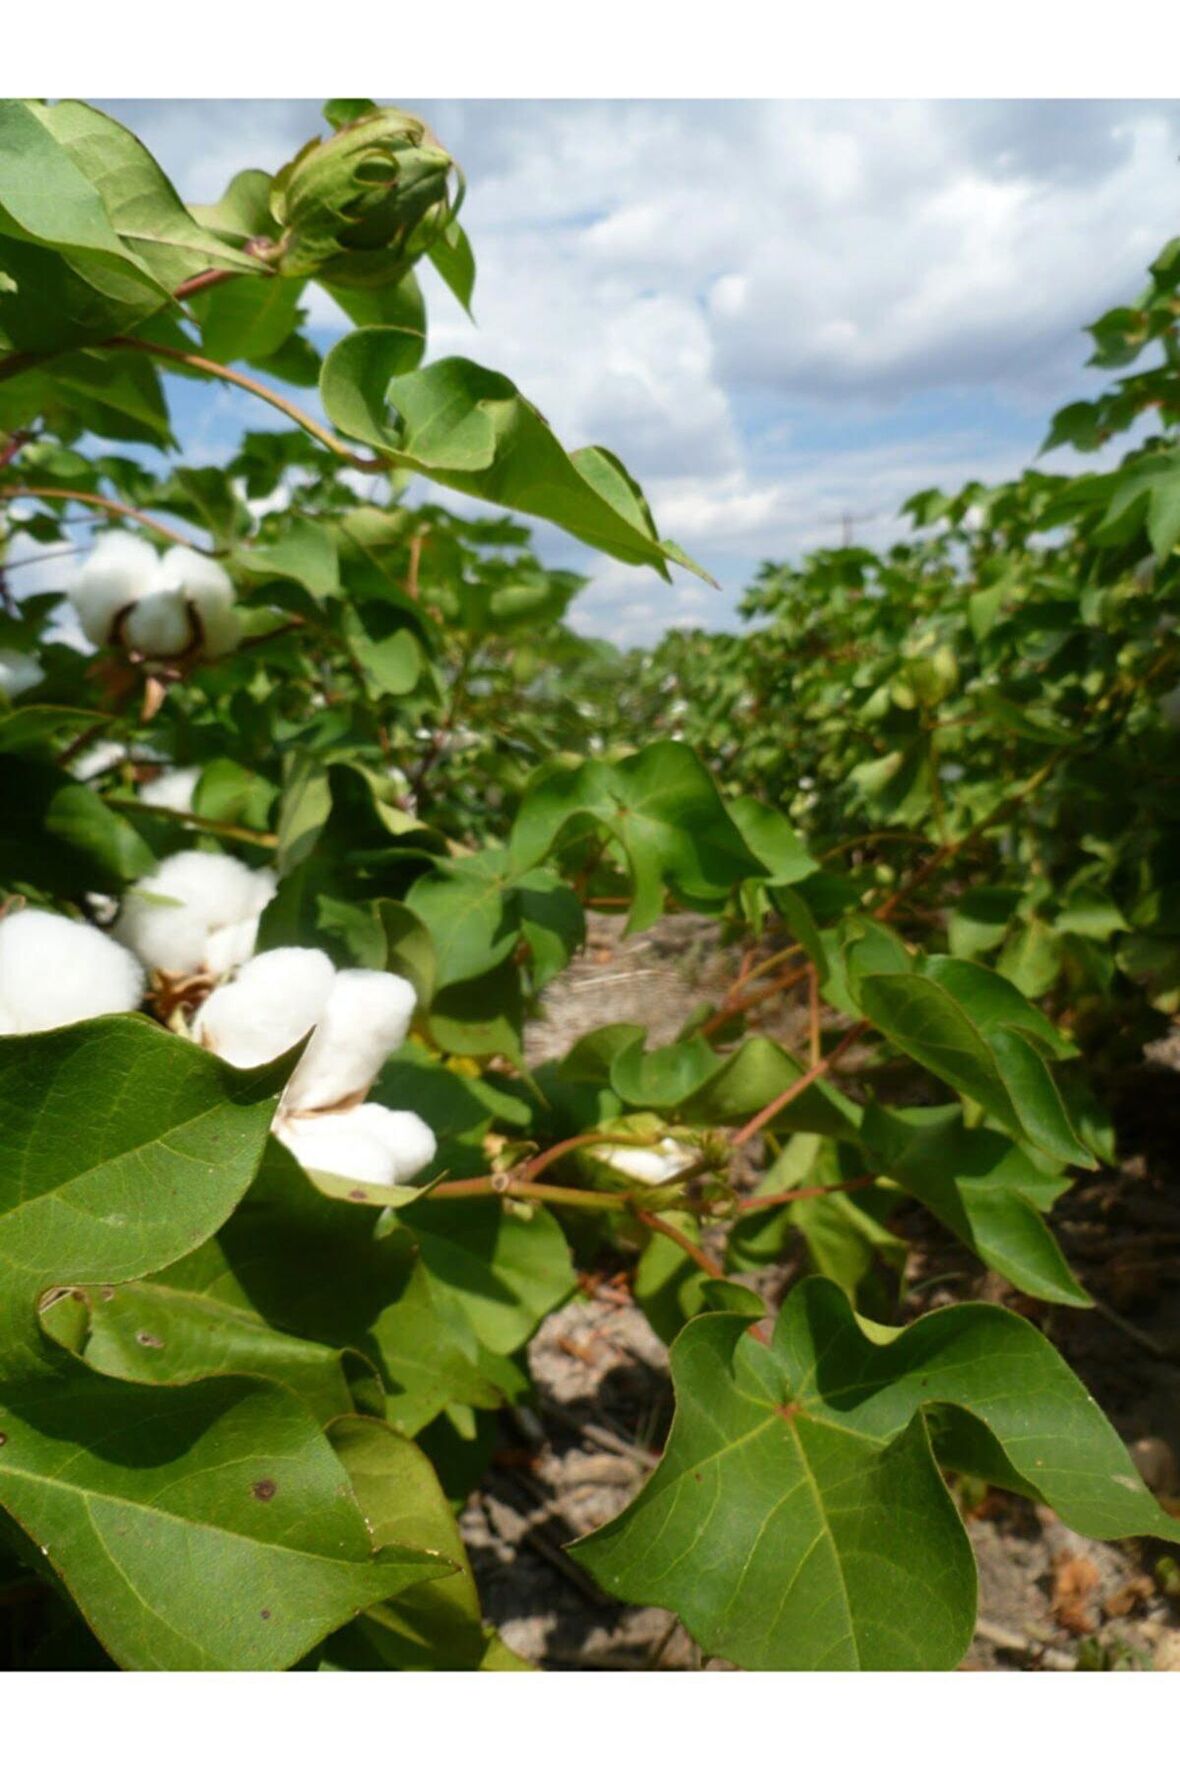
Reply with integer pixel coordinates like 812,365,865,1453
157,548,241,660
194,946,336,1069
115,850,278,976
69,531,158,647
139,766,201,814
123,588,195,659
275,1102,436,1187
282,969,417,1112
597,1136,696,1186
0,908,144,1034
0,649,45,700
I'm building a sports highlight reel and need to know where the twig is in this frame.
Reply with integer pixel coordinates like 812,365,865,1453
108,338,386,474
731,1020,868,1149
737,1173,875,1214
632,1209,725,1281
0,485,201,550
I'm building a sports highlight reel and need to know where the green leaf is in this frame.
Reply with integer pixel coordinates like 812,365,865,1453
427,219,476,316
402,1198,576,1356
511,742,765,931
573,1278,1180,1669
325,1413,501,1669
236,516,340,600
862,1104,1088,1306
193,274,305,364
0,1018,291,1381
847,943,1092,1167
320,336,713,582
0,1370,447,1670
37,101,260,286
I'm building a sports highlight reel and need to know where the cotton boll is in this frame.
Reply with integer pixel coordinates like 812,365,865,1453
114,851,278,976
274,1109,401,1186
69,532,158,647
139,767,201,814
202,914,262,978
0,907,144,1034
356,1104,437,1183
282,969,417,1112
194,946,336,1068
157,548,241,660
0,649,45,700
275,1101,436,1187
597,1137,695,1186
123,588,196,659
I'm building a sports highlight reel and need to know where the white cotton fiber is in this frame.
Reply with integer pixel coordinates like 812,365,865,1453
69,534,243,662
139,767,201,814
194,945,336,1069
597,1136,695,1186
69,532,158,646
157,548,241,660
275,1101,436,1187
0,649,45,700
123,589,195,659
0,908,144,1034
282,969,417,1112
114,850,278,977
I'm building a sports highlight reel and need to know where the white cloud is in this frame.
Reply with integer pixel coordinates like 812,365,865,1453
89,97,1180,643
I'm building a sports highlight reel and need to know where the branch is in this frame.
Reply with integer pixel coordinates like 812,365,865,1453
0,485,202,551
731,1020,868,1149
632,1209,725,1281
108,338,386,473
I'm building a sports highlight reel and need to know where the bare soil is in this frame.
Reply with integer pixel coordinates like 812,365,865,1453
459,914,1180,1671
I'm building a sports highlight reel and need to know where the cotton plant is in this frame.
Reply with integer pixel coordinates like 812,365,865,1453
114,850,277,979
193,946,436,1189
0,907,144,1035
68,532,241,662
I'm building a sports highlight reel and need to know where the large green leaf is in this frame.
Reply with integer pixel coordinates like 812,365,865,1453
0,1370,446,1670
511,742,766,931
573,1278,1180,1669
319,334,712,581
861,1103,1087,1306
37,101,260,287
0,1018,290,1381
845,934,1093,1167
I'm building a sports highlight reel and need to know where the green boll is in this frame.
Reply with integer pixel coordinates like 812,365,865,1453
270,104,459,288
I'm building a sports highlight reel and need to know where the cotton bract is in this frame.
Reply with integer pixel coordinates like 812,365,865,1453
0,649,44,700
115,851,277,977
69,533,241,661
0,908,144,1035
596,1136,696,1185
275,1103,437,1188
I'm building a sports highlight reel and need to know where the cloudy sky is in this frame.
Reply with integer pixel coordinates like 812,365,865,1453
97,98,1180,645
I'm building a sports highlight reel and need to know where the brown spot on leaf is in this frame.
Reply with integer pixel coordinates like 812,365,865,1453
776,1401,804,1424
260,1609,271,1620
0,1432,8,1448
252,1478,277,1502
135,1330,165,1349
349,1188,367,1201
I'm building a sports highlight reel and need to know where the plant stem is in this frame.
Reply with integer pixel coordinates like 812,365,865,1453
0,485,200,550
632,1209,726,1280
104,796,278,849
737,1173,875,1214
108,338,385,473
428,1174,633,1212
731,1020,868,1149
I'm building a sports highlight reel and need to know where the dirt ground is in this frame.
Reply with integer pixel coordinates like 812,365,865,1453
459,913,1180,1672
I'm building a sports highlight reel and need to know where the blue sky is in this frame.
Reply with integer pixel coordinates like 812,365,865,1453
91,97,1180,645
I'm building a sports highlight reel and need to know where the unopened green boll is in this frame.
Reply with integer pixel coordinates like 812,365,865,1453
270,106,458,288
